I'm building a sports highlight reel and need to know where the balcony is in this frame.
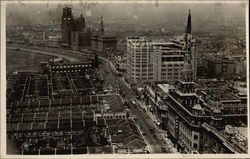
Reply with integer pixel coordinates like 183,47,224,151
176,90,197,97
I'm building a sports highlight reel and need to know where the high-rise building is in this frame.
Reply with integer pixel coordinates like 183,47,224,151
152,42,185,82
61,7,74,47
126,38,186,84
73,14,85,31
126,37,153,83
91,35,117,56
91,17,117,56
61,7,92,49
125,10,198,84
71,29,92,50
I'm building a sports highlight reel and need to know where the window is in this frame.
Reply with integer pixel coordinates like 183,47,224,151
194,135,198,140
193,143,198,149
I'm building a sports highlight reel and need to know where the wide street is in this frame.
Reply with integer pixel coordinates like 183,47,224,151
100,59,171,153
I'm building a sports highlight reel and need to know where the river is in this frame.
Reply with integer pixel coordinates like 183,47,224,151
6,49,55,73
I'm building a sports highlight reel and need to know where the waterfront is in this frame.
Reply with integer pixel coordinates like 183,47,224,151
6,49,53,73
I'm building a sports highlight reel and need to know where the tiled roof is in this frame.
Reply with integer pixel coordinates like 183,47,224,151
46,122,58,130
108,118,146,150
35,112,48,120
19,123,32,131
32,122,46,130
59,121,71,129
7,123,18,132
72,121,85,129
48,112,59,118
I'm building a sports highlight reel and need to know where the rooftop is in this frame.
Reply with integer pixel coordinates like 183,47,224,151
106,119,147,151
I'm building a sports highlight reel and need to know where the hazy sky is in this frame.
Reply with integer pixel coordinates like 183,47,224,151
6,2,246,30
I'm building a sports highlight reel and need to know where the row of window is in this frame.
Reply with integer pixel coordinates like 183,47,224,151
134,74,150,76
162,57,184,62
97,115,126,119
162,64,184,67
52,65,91,69
53,70,83,73
134,77,153,80
156,75,180,80
158,70,181,74
129,61,150,64
131,68,153,72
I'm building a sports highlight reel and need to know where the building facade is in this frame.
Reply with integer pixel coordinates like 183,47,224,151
125,11,197,84
164,10,247,154
206,57,235,76
61,7,74,47
91,35,117,56
126,37,153,83
152,43,185,82
91,17,117,56
61,7,92,49
71,29,92,50
126,38,188,84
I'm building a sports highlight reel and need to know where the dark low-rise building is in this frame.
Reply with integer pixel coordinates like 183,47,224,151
91,35,117,57
205,57,235,77
71,29,92,50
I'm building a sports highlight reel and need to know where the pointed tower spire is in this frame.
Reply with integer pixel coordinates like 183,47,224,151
100,16,104,35
186,9,192,34
182,9,193,82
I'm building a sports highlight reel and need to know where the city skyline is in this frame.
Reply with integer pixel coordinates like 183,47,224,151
2,0,249,157
7,2,245,28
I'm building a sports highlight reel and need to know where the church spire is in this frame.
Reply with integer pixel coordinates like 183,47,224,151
100,16,104,35
186,9,192,34
182,9,193,82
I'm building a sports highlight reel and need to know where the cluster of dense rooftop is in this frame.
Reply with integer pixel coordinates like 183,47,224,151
7,63,147,154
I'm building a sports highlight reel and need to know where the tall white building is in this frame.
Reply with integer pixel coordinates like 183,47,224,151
125,9,198,84
126,37,189,83
126,37,154,83
152,42,185,82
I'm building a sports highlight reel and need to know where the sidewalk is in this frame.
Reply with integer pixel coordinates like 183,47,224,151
135,123,153,153
159,133,177,153
99,57,120,74
120,77,131,90
136,99,158,128
135,98,179,153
